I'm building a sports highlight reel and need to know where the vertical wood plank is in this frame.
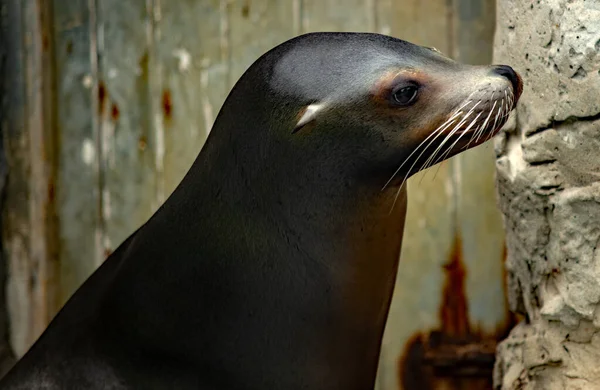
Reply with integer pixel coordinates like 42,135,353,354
228,0,298,85
376,0,452,51
452,0,508,334
52,0,101,306
4,0,59,356
374,1,455,389
0,0,19,372
155,0,231,198
3,0,31,359
301,0,375,32
22,0,59,343
94,0,159,258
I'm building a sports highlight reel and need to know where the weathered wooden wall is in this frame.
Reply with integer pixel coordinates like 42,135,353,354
0,0,18,375
1,0,511,388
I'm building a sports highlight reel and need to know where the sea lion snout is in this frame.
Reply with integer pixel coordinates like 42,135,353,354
491,64,523,104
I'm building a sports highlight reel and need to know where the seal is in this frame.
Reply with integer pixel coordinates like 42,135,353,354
0,32,522,389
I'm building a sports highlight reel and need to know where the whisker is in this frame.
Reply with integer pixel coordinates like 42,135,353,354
431,158,446,181
420,101,480,170
382,106,465,191
388,88,517,214
490,98,503,135
383,95,477,194
475,100,497,143
485,101,505,143
386,114,461,213
463,123,483,151
461,112,485,150
438,113,481,162
427,99,486,169
394,116,458,189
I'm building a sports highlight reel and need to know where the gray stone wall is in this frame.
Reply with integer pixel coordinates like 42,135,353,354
493,0,600,388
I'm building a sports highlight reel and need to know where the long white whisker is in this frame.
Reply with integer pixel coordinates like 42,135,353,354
461,112,485,150
438,113,482,162
426,102,483,170
421,101,480,170
393,116,457,189
490,98,503,135
385,115,462,214
408,114,465,182
382,107,465,191
485,101,504,143
475,100,497,143
463,123,484,151
385,92,480,214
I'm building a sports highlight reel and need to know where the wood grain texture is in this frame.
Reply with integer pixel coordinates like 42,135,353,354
95,0,159,261
159,0,230,196
52,0,102,307
1,0,59,357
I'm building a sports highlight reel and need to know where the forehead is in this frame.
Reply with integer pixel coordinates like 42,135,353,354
267,33,453,101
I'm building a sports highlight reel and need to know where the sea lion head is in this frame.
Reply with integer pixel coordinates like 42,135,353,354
210,33,522,201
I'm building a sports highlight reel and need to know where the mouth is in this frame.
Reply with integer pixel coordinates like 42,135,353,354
412,88,517,166
446,89,516,149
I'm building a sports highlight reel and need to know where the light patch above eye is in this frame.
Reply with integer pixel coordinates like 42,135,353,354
293,103,324,133
428,46,443,54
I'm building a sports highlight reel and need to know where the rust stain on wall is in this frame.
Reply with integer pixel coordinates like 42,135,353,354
110,103,120,122
47,182,55,204
162,89,173,122
440,236,470,337
98,81,107,115
398,333,434,389
138,135,147,151
398,235,517,389
241,1,250,18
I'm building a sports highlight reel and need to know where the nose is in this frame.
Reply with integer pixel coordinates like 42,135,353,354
492,65,523,101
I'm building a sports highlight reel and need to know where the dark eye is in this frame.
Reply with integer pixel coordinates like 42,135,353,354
392,85,419,106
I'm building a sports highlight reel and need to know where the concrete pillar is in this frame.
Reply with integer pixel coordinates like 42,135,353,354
493,1,600,388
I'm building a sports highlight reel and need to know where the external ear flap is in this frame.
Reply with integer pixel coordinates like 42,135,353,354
293,104,323,133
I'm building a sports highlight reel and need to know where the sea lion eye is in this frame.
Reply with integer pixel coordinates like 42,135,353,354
391,85,419,106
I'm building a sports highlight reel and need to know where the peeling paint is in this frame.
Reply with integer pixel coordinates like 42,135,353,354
103,235,112,262
81,139,95,165
82,74,93,89
102,188,111,221
154,112,165,202
379,25,391,36
173,48,191,72
200,67,214,135
94,228,103,268
98,23,105,53
101,114,116,169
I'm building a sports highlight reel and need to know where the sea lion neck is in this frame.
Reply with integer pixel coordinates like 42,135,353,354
0,32,522,390
98,110,408,389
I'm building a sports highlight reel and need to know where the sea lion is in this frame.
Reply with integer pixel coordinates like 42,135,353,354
0,32,522,389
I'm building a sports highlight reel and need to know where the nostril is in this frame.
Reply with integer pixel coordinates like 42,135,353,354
492,65,523,101
493,65,518,86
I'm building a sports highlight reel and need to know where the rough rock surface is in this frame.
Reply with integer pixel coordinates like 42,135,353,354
493,0,600,389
